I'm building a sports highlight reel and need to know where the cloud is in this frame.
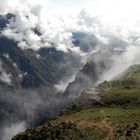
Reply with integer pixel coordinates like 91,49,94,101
0,62,11,85
0,0,77,52
2,122,26,140
54,74,76,92
0,0,104,53
0,88,71,140
0,0,140,95
1,0,139,55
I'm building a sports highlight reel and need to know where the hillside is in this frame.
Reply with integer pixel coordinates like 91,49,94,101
0,14,83,89
0,36,82,89
64,48,124,97
99,64,140,106
12,65,140,140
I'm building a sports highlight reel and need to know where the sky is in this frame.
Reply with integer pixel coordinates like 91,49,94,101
48,0,140,18
48,0,92,13
1,0,140,54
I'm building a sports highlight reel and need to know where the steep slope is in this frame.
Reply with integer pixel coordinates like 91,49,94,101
115,64,140,81
64,48,123,97
13,65,140,140
99,64,140,106
0,13,82,89
0,36,82,89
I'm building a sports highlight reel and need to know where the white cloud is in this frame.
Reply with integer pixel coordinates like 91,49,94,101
2,122,26,140
54,74,76,92
0,62,12,85
0,0,140,73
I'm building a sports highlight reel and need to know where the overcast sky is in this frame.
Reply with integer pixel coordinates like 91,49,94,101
49,0,92,11
1,0,140,53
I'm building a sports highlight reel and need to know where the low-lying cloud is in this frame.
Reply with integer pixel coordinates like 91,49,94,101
2,122,26,140
0,87,71,140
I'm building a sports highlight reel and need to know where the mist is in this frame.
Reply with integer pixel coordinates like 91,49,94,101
2,122,26,140
0,87,71,140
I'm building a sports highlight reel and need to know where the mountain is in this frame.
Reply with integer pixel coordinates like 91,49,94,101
0,13,101,90
64,48,123,97
115,64,140,81
12,64,140,140
0,36,82,89
1,13,139,140
0,14,82,89
99,64,140,106
0,14,84,138
0,13,106,140
0,13,15,30
72,32,97,52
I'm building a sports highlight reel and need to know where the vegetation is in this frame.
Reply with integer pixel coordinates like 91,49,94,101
100,65,140,106
12,65,140,140
12,122,90,140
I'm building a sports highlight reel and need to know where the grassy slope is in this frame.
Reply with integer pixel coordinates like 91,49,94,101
58,107,140,140
100,65,140,106
12,65,140,140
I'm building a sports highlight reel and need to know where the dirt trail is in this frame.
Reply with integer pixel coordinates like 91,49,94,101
79,118,115,140
86,87,107,105
103,118,115,140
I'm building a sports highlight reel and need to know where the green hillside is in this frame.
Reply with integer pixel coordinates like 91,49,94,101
100,65,140,106
12,65,140,140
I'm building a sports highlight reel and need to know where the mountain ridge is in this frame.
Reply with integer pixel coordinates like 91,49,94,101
12,64,140,140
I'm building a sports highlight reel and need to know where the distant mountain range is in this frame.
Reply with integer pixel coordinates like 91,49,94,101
0,13,89,89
